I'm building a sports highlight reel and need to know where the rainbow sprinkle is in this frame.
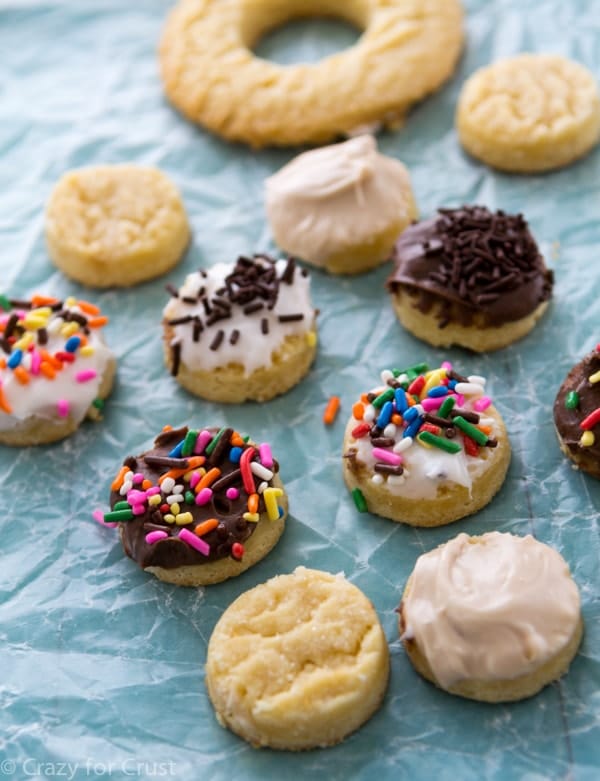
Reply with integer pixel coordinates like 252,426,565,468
346,363,498,492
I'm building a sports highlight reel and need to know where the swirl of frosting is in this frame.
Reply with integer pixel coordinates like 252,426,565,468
401,532,581,688
265,135,415,268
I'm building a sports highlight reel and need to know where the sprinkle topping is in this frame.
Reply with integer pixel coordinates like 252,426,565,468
99,426,285,567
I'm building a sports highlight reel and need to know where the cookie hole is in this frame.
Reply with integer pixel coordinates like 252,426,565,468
253,18,362,66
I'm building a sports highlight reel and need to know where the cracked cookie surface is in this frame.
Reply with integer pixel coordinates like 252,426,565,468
205,566,389,750
456,54,600,173
46,164,190,287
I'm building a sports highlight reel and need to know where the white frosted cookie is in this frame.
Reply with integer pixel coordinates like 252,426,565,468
343,361,510,526
456,54,600,173
266,136,418,275
159,0,464,147
0,293,115,446
205,567,389,750
163,255,317,402
399,532,583,702
46,165,190,287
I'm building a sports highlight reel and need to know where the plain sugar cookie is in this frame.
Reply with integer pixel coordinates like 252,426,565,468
96,425,287,586
456,54,600,173
343,360,511,526
205,567,389,750
160,0,464,147
399,532,583,702
266,135,417,275
46,165,190,287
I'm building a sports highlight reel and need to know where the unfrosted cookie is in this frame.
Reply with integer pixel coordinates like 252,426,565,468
46,165,190,287
387,205,553,352
343,361,510,526
265,136,417,275
159,0,464,147
554,344,600,479
205,567,389,750
96,425,287,586
399,532,583,702
456,54,600,173
0,293,115,446
163,255,317,403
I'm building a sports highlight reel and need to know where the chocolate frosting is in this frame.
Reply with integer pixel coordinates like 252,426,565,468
387,206,553,327
111,426,282,569
554,348,600,478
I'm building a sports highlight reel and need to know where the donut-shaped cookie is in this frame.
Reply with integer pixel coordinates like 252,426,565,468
456,54,600,173
159,0,464,147
206,567,389,749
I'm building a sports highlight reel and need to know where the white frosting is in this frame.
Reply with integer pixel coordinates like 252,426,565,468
402,532,581,687
349,373,500,500
163,257,314,374
0,302,114,431
265,135,415,266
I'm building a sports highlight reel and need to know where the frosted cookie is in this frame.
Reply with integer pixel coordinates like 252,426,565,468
399,532,583,702
265,136,417,275
0,293,115,446
387,205,553,352
205,567,389,750
46,165,190,287
163,255,317,402
95,425,287,586
456,54,600,173
159,0,463,148
343,361,510,526
554,344,600,479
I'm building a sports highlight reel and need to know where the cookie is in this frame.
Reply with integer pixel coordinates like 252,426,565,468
343,361,510,526
456,54,600,173
163,255,317,403
265,136,418,275
96,425,287,586
0,294,115,446
399,532,583,702
387,205,553,352
554,344,600,479
159,0,464,147
205,567,389,750
46,165,190,287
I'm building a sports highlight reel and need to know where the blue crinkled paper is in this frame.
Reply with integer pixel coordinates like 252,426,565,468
1,1,599,779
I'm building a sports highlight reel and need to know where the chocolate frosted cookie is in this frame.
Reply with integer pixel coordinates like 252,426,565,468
95,425,287,585
554,346,600,479
163,255,317,402
387,205,553,352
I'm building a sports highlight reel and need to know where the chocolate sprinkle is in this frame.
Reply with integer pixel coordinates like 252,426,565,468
229,329,240,345
165,284,179,298
144,455,190,469
278,313,304,323
170,340,181,377
209,329,225,351
261,317,269,335
374,463,404,476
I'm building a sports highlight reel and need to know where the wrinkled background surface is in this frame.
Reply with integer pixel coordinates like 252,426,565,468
1,1,600,779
